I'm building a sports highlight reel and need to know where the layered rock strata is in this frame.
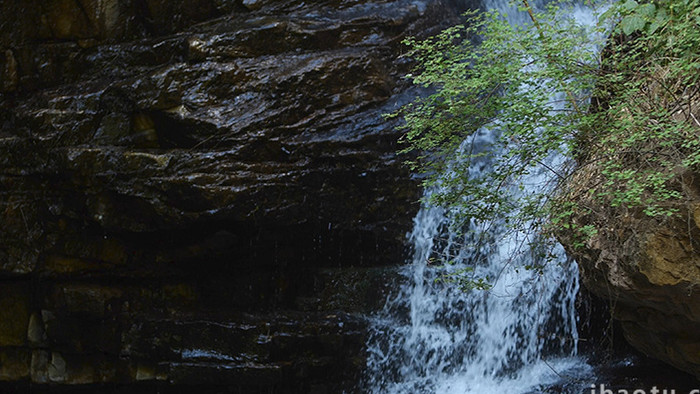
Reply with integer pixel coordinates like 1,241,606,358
0,0,468,391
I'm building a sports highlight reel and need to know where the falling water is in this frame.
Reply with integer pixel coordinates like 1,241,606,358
363,1,601,393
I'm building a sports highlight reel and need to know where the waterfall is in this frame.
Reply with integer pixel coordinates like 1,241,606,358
363,1,600,393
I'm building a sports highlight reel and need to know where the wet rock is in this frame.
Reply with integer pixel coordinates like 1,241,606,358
0,284,30,347
47,352,67,383
242,0,265,11
32,351,119,384
0,348,30,381
0,0,471,391
314,266,401,313
30,350,50,384
2,49,18,92
27,313,47,346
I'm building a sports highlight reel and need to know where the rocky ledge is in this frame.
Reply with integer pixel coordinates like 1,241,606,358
0,0,468,391
558,167,700,379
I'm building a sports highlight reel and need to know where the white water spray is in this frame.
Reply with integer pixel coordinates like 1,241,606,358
363,2,601,393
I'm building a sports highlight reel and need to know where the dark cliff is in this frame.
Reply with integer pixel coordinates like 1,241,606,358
0,0,469,391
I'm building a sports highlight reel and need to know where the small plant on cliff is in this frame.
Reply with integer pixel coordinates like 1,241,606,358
397,0,700,278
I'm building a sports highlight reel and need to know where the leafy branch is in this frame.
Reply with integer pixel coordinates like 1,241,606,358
396,0,700,280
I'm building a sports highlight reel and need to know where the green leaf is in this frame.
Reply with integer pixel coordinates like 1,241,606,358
649,6,668,33
621,0,638,12
620,14,646,35
636,3,656,18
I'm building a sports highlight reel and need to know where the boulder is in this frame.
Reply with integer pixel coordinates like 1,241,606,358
558,167,700,378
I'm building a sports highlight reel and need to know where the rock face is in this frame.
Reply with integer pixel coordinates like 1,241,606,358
558,167,700,379
0,0,468,391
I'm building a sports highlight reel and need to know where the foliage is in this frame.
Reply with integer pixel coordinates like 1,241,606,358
434,262,494,291
397,0,700,279
586,0,700,217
